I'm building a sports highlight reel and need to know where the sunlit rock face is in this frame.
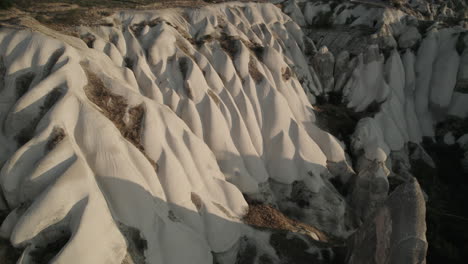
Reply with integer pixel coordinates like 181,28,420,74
0,3,353,264
0,1,466,263
347,179,427,264
280,1,467,263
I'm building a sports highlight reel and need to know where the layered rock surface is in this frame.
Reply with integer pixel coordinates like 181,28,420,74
0,3,351,264
0,0,466,263
347,180,427,264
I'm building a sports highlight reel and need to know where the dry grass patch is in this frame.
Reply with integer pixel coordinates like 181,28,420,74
314,92,381,145
83,67,159,172
46,127,65,151
84,68,143,150
248,56,263,84
242,40,264,59
219,33,239,59
191,192,203,211
243,204,328,242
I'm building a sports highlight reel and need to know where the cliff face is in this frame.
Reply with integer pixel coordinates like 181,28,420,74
281,1,467,263
0,1,466,264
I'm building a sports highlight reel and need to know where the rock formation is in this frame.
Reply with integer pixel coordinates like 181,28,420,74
0,0,466,263
347,179,427,264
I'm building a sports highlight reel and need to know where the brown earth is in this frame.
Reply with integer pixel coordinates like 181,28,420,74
243,203,329,242
0,0,268,36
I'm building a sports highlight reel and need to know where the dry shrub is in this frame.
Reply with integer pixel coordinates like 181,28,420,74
191,192,203,211
243,204,328,242
46,127,65,151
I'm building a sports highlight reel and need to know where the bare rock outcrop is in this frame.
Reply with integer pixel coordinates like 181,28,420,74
347,179,427,264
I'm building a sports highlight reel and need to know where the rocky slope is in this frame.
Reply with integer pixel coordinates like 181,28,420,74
0,0,466,263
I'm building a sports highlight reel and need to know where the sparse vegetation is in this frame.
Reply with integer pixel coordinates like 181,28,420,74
83,66,159,172
282,67,292,81
84,68,144,150
119,223,147,264
243,41,264,60
46,127,65,151
0,0,12,9
191,192,203,211
243,203,328,242
314,92,381,147
2,1,260,36
248,56,263,84
219,33,240,59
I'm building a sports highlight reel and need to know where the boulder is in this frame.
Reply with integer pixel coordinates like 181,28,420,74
347,179,427,264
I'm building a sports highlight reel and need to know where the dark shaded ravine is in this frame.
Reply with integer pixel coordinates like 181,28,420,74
412,138,468,263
